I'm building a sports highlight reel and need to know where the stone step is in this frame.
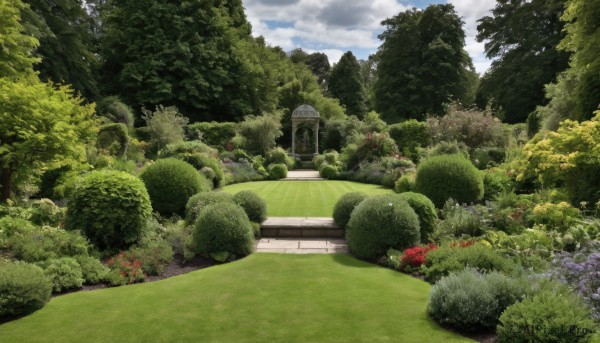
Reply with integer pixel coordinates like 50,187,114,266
260,217,344,238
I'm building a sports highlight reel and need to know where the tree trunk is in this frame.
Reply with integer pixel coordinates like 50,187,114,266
1,167,12,202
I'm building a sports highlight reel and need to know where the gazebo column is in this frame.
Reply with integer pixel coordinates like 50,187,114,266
291,123,297,157
314,122,319,155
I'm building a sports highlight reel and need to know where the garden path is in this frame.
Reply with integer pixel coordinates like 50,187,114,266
284,170,323,180
256,238,348,254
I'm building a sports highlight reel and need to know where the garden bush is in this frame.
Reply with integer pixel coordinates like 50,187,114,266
319,164,338,179
497,291,598,343
233,190,267,223
96,96,134,129
425,244,517,283
347,194,420,259
183,153,224,188
36,257,84,293
222,159,265,184
530,202,580,233
7,226,90,262
428,269,528,331
415,154,484,208
423,141,470,160
65,170,152,250
0,216,36,249
29,199,65,227
483,169,512,201
343,132,398,169
185,192,234,225
472,147,506,169
397,192,437,243
192,203,254,261
129,233,173,276
265,147,294,169
386,119,429,160
140,158,210,216
141,105,189,152
0,261,52,317
333,192,369,228
186,121,236,147
96,123,130,157
313,155,326,170
433,200,490,239
106,252,145,286
394,173,415,193
75,255,109,284
268,163,288,180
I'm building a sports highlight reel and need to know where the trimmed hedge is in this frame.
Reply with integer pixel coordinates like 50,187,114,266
36,257,84,293
415,154,484,208
185,192,234,224
233,190,267,223
140,158,211,215
192,203,254,260
187,121,236,147
347,194,420,259
332,192,369,228
394,173,415,193
65,170,152,250
268,163,288,180
0,261,52,317
387,120,429,159
397,192,437,243
319,164,338,179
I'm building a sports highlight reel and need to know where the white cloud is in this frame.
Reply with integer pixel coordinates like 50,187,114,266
305,48,345,64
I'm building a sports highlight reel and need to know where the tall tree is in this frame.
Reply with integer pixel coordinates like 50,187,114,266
100,0,262,121
21,0,99,98
0,0,39,79
476,0,570,123
558,0,600,120
304,52,330,85
328,51,367,118
374,5,473,122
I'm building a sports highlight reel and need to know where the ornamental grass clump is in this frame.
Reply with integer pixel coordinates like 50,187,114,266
346,194,420,259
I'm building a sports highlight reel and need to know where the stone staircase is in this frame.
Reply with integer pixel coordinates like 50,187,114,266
260,217,344,238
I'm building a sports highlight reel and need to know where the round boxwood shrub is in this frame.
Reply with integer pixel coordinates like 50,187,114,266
394,173,415,193
0,261,52,317
428,269,528,331
397,192,437,243
415,154,484,208
185,192,234,224
192,203,254,260
313,155,326,170
347,194,420,259
233,190,267,223
65,170,152,250
140,158,211,215
268,163,288,180
319,164,338,179
36,257,84,293
333,192,369,228
75,255,109,284
497,291,597,343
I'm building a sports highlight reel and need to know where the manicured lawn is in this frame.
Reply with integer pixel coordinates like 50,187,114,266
0,254,473,343
221,180,393,217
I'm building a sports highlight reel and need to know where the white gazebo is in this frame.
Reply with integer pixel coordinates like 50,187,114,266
291,104,320,158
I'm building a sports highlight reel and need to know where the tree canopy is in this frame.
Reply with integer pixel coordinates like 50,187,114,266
476,0,570,123
374,4,473,123
0,0,39,79
328,51,368,119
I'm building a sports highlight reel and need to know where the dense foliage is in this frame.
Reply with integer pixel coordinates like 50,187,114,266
0,261,52,317
347,195,420,259
65,170,152,250
332,192,369,228
185,192,234,225
328,51,367,119
397,192,437,243
232,190,267,224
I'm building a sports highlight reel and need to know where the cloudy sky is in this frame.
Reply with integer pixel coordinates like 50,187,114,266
243,0,497,74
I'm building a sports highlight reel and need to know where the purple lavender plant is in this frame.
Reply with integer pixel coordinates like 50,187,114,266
551,241,600,319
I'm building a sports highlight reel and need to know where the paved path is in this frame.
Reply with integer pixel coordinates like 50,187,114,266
256,238,348,254
284,170,323,180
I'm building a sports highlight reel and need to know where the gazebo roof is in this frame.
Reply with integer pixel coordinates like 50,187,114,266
292,104,320,118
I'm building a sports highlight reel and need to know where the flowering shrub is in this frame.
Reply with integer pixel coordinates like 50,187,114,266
106,252,145,286
401,244,438,271
551,242,600,319
342,132,398,169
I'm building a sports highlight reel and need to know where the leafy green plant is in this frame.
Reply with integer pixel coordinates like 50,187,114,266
129,233,173,276
187,121,236,147
319,164,339,179
106,252,145,286
394,173,415,193
96,123,130,157
142,105,189,152
386,119,430,161
191,203,254,260
0,261,52,317
75,255,109,285
268,163,288,180
332,192,369,228
233,190,267,223
140,158,211,216
65,170,152,250
265,147,294,169
36,257,84,292
185,192,234,225
7,226,90,262
497,291,598,343
397,192,437,243
415,154,484,207
347,194,420,259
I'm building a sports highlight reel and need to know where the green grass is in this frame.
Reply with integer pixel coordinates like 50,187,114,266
0,254,473,343
221,180,393,217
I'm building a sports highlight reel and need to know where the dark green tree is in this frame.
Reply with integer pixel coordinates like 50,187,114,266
476,0,570,123
304,52,330,85
21,0,99,98
374,5,473,122
328,51,367,118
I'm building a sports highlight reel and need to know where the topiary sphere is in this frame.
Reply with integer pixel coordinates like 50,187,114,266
140,158,211,215
347,194,420,259
396,192,437,243
268,163,288,180
192,203,254,259
65,170,152,250
0,261,52,317
415,154,484,208
185,192,234,224
233,190,267,223
319,164,338,179
333,192,369,228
